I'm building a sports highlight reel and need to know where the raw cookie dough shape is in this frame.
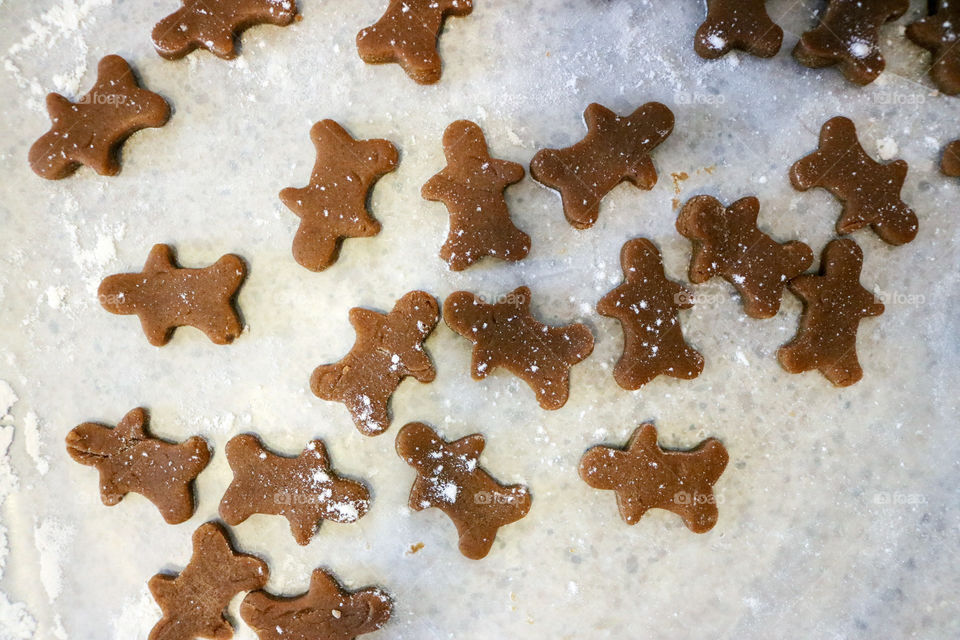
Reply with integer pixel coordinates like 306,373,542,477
676,195,814,319
396,422,532,560
422,120,530,270
443,286,595,410
310,291,439,436
792,0,909,85
219,434,371,545
152,0,297,60
529,102,674,229
695,0,783,59
597,238,704,390
149,522,269,640
778,238,884,387
241,568,392,640
906,1,960,95
790,116,918,245
280,120,399,272
579,423,728,533
98,243,247,346
29,55,170,180
942,140,960,177
65,407,210,524
356,0,474,84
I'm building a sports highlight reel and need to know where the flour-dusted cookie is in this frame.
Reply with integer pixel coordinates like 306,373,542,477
906,1,960,95
790,116,918,245
241,568,393,640
676,195,814,319
530,102,674,229
793,0,909,85
778,239,884,387
29,55,170,180
311,291,439,436
220,434,371,545
579,423,728,533
99,244,246,346
422,120,530,270
356,0,473,84
695,0,783,59
66,407,210,524
149,522,269,640
942,140,960,177
396,422,531,560
152,0,297,60
443,287,594,410
280,120,399,272
597,238,704,390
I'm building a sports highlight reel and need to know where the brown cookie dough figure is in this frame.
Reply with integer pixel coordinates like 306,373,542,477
65,407,210,524
443,287,595,410
241,568,392,640
150,523,268,640
152,0,297,60
356,0,474,84
530,102,674,229
597,238,704,390
790,116,918,245
99,244,247,346
676,195,814,319
422,120,530,270
29,55,170,180
942,140,960,177
793,0,909,85
311,291,439,436
579,423,728,533
778,239,884,387
695,0,783,59
906,1,960,95
280,120,399,271
220,434,371,545
396,422,532,559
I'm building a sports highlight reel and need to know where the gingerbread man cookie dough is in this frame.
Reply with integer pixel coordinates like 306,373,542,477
942,140,960,177
396,422,532,559
66,407,210,524
580,423,728,533
29,55,170,180
906,1,960,96
99,244,247,346
695,0,783,59
530,102,674,229
422,120,530,270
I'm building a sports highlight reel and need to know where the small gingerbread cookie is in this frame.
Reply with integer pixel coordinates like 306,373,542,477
942,140,960,177
677,195,814,319
906,1,960,96
311,291,439,436
66,407,210,524
778,239,884,387
220,434,371,545
579,423,728,533
149,522,268,640
530,102,674,229
695,0,783,59
152,0,297,60
422,120,530,270
396,422,532,559
29,55,170,180
443,287,595,410
99,244,246,346
241,568,392,640
793,0,909,85
597,238,704,390
356,0,473,84
280,120,399,272
790,116,918,245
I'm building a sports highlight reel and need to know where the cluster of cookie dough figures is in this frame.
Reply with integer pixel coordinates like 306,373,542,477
26,2,958,639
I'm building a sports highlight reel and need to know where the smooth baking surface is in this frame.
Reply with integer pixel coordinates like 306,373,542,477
0,1,958,638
